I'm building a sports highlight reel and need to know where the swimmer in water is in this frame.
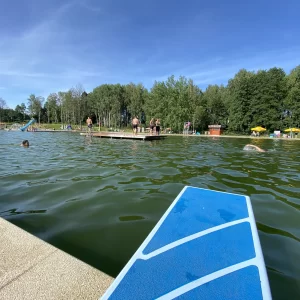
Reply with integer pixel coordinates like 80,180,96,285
243,144,266,152
21,140,29,147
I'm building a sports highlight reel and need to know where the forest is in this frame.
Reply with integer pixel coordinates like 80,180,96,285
0,65,299,133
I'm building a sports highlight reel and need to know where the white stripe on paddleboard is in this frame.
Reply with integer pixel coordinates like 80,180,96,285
141,218,249,260
157,259,257,300
245,196,272,300
188,186,251,198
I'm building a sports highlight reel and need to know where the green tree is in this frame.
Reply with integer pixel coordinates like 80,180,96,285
285,66,300,127
203,85,228,125
20,103,27,121
88,84,124,130
19,63,300,134
45,93,59,123
227,69,255,133
146,80,167,125
27,94,44,124
0,97,7,123
124,83,146,123
250,68,287,131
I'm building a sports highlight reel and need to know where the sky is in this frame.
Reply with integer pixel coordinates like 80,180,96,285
1,0,300,108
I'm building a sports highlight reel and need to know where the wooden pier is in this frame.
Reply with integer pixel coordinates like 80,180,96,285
80,132,167,141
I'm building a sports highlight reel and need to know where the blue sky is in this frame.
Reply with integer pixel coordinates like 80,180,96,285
1,0,300,108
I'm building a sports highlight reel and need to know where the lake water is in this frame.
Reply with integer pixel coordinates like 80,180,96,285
0,131,299,299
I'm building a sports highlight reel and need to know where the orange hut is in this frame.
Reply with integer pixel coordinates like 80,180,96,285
208,125,224,135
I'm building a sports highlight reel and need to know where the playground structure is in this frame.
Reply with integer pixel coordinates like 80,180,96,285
20,119,36,131
4,119,37,131
5,123,22,131
183,121,191,135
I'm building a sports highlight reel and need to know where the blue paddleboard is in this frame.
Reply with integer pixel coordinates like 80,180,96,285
101,186,272,299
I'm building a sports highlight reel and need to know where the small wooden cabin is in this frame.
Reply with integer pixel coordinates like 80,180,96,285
208,125,224,135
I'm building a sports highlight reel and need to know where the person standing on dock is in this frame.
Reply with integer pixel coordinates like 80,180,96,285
86,116,93,134
149,118,155,135
132,116,139,136
155,119,161,136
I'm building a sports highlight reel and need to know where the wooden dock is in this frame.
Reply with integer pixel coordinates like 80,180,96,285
80,132,167,141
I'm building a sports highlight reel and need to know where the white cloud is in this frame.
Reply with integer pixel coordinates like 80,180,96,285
0,0,113,106
78,0,104,13
2,0,300,108
151,47,300,88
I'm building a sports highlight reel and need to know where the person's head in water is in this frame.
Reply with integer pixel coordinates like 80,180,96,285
21,140,29,147
243,144,266,152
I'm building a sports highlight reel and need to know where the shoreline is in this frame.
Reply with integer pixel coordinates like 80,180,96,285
2,129,299,141
166,133,300,140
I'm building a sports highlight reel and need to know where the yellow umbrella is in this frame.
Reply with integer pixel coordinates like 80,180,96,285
251,126,267,132
284,128,300,132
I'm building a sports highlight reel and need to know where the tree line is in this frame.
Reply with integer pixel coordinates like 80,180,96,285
1,65,299,133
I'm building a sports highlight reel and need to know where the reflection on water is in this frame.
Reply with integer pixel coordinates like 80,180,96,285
119,215,145,222
1,208,47,216
0,131,299,299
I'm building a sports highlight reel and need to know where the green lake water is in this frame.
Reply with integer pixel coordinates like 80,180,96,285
0,131,299,299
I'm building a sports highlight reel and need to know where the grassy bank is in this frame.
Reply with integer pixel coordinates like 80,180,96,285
39,123,137,133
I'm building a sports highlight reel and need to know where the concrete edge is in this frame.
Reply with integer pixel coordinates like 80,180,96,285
0,217,113,300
